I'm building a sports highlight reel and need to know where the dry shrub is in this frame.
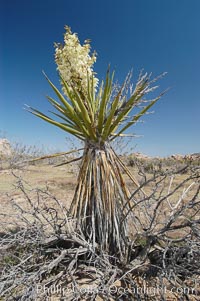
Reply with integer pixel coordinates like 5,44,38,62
0,164,199,301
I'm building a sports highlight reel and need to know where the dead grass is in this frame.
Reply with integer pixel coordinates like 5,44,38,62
0,160,199,301
0,161,198,236
0,164,77,229
0,162,197,220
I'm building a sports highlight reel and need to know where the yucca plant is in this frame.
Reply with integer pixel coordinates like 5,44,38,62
27,26,165,256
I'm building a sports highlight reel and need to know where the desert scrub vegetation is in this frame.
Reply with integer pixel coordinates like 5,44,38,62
0,164,199,300
0,140,46,170
127,153,200,175
0,26,199,300
0,138,79,171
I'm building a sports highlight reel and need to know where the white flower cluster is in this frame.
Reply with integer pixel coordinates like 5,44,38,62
55,26,98,96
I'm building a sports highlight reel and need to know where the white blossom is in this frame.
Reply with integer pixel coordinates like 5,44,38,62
55,26,98,96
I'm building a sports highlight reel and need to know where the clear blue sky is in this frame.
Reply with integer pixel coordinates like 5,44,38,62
1,0,200,156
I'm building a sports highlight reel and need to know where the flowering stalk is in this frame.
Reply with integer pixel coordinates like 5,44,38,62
55,26,98,96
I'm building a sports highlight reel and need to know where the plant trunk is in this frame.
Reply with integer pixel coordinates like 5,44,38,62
70,141,132,256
